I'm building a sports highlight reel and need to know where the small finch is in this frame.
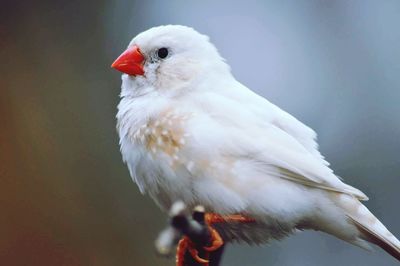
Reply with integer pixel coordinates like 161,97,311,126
112,25,400,263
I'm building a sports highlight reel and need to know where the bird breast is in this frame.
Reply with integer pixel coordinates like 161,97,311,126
130,109,194,168
117,101,202,207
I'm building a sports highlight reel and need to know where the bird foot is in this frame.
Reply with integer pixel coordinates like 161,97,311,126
176,213,255,266
176,236,210,266
203,226,223,252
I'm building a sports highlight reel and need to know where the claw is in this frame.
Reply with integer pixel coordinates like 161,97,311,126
176,236,210,265
176,213,255,266
203,226,224,252
188,247,210,264
203,213,255,252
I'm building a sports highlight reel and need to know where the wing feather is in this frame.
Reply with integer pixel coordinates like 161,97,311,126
200,84,368,200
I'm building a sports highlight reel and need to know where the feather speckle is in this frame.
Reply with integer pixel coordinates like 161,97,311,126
130,110,193,169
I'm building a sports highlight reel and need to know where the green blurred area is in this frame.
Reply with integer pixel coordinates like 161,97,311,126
1,1,169,265
1,1,400,265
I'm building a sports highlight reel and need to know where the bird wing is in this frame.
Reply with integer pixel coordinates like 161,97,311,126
221,82,328,163
194,83,367,200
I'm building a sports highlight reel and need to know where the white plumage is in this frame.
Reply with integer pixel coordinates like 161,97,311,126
114,25,400,260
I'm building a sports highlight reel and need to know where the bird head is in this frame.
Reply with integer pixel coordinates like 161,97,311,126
111,25,231,95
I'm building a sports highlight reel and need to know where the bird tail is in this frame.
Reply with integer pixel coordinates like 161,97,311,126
343,198,400,261
350,216,400,261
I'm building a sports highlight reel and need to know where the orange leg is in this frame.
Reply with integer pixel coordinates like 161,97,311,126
187,243,210,265
203,213,255,252
205,213,256,224
203,226,223,252
176,236,210,266
176,213,255,266
176,237,189,266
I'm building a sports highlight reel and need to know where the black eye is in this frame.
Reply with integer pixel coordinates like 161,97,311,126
157,47,169,59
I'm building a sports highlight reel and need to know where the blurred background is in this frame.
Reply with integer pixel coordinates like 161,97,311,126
1,0,400,265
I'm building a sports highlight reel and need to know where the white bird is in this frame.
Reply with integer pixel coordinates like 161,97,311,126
112,25,400,263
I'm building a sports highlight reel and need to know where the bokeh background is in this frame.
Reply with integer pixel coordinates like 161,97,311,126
1,0,400,265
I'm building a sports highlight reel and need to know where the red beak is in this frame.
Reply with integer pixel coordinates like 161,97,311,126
111,45,145,76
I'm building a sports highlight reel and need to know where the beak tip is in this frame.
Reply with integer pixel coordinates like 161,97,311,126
111,45,144,75
111,59,120,68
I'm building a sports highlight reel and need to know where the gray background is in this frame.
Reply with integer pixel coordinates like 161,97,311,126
1,0,399,265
